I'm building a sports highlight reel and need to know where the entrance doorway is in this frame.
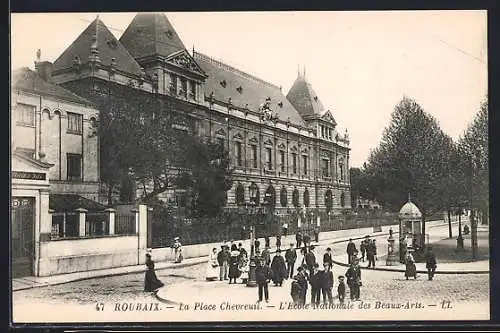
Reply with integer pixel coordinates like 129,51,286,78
12,197,34,277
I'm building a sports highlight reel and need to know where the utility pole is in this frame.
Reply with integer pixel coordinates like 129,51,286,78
470,155,478,260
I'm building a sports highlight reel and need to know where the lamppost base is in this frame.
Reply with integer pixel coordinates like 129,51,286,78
246,257,257,287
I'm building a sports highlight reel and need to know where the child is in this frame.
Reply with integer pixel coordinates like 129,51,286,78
337,275,346,304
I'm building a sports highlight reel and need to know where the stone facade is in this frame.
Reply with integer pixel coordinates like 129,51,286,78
47,13,352,215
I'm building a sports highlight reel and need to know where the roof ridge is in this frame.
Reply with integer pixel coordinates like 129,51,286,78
193,51,279,91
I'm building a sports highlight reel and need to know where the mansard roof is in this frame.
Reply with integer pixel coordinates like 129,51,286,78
194,51,306,127
286,72,326,117
12,67,94,106
52,17,144,77
119,12,186,61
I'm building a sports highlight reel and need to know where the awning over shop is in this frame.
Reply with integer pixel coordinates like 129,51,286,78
49,194,107,212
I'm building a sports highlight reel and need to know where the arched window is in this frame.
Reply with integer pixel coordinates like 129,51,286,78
235,183,245,206
265,185,276,208
303,188,310,207
325,189,333,213
340,192,346,208
339,158,345,182
292,187,300,208
280,186,288,207
249,183,260,205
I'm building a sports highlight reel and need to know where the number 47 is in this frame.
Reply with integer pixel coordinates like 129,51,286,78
95,302,104,311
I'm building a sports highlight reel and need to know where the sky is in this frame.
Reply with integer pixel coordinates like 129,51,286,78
10,11,487,167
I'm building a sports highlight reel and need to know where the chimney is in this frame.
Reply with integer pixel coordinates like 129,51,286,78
36,61,53,83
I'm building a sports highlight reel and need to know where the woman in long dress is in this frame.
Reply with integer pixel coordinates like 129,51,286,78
206,247,219,281
238,247,249,284
144,253,164,292
404,252,417,280
228,244,241,284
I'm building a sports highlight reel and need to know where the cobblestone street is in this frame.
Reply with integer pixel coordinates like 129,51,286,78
12,224,489,322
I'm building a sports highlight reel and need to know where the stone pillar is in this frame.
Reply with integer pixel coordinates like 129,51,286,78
316,215,320,227
131,208,139,235
105,208,116,235
39,189,52,237
76,207,88,237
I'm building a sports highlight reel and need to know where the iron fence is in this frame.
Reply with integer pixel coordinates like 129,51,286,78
85,212,109,236
115,213,136,235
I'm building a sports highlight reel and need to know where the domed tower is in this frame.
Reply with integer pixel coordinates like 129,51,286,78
398,194,424,260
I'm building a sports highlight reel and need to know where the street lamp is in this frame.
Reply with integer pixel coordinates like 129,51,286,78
246,188,259,287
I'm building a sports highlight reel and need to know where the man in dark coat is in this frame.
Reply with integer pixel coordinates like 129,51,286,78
296,232,303,249
276,234,282,251
309,263,322,306
238,243,247,259
304,245,317,274
261,246,271,266
294,266,309,306
271,249,287,286
425,246,437,281
303,233,311,248
254,239,261,255
314,226,320,243
217,245,230,281
346,239,357,265
323,247,333,268
255,259,271,302
264,235,270,249
360,239,367,262
321,262,334,304
345,258,362,301
367,239,377,268
285,243,297,279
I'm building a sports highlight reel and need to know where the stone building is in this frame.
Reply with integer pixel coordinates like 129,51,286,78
47,13,352,220
11,62,101,277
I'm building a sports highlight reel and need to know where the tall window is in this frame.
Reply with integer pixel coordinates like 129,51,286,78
67,112,83,134
302,155,308,175
251,145,258,168
180,77,188,98
67,153,82,181
280,150,285,172
322,158,329,177
321,125,325,138
189,80,197,100
235,141,242,167
292,153,297,174
265,147,272,170
217,137,225,148
339,160,345,182
16,104,35,126
169,73,177,94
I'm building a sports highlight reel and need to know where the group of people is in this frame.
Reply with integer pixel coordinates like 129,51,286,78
347,236,378,268
206,242,250,283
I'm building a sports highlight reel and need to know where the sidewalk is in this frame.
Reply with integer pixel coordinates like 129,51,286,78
13,220,487,291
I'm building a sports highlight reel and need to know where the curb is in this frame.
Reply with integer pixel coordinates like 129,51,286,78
13,257,207,292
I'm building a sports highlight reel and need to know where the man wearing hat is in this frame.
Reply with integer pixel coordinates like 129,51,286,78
285,242,297,279
173,237,182,263
217,244,230,281
304,245,317,275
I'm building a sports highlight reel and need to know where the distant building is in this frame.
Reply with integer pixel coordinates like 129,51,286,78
46,13,352,217
356,197,382,210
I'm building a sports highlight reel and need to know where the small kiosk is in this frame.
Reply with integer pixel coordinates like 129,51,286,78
398,197,424,262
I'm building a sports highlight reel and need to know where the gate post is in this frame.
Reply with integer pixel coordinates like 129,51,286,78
105,208,116,235
76,208,88,237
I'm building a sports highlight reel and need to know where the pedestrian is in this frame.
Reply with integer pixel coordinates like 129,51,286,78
296,231,303,249
205,247,219,281
399,236,408,263
261,246,271,266
345,258,362,301
303,233,311,248
290,275,302,304
254,239,261,256
264,235,270,249
238,248,249,284
314,226,320,243
276,234,282,252
346,239,357,265
255,258,271,303
282,222,288,236
321,262,334,305
425,246,437,281
304,245,317,274
271,249,287,286
360,239,367,262
217,245,229,281
367,239,377,268
238,243,248,259
404,251,417,280
294,266,309,306
337,275,346,304
309,263,322,306
228,244,241,284
285,242,297,279
173,237,183,263
144,253,164,292
323,247,333,268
